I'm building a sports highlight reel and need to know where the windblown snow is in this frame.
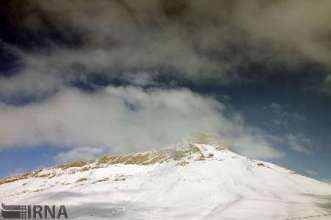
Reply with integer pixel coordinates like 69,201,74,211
1,142,331,220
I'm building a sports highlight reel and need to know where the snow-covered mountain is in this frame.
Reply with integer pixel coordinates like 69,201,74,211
1,142,331,220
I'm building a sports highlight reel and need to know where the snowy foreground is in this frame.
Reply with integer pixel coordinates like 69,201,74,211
1,143,331,220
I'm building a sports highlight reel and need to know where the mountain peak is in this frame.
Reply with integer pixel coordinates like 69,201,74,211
187,132,229,147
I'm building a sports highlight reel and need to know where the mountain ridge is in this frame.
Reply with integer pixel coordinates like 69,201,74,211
1,141,331,220
0,141,227,185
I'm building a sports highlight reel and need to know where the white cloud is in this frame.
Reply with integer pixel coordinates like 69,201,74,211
0,86,284,161
287,134,313,154
54,147,106,163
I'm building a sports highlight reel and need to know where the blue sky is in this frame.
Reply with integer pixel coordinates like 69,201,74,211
0,0,330,182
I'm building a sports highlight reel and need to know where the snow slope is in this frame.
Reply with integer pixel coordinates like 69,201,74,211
1,143,331,220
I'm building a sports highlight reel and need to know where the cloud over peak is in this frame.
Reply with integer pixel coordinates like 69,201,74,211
0,86,283,160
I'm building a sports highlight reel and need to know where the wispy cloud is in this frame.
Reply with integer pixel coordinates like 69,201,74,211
321,178,331,185
305,170,318,177
286,133,313,154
